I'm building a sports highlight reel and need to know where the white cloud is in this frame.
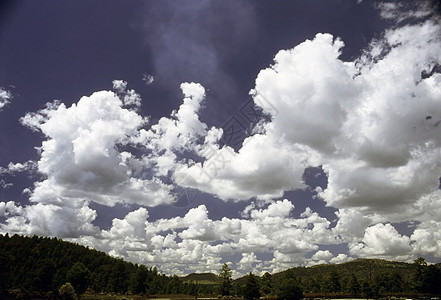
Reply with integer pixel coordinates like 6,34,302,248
308,250,349,266
330,253,349,264
135,82,207,152
411,220,441,257
142,73,154,86
376,2,435,23
350,223,412,260
312,250,333,262
112,79,142,108
56,202,338,275
237,252,260,272
0,161,37,175
20,90,173,207
0,87,12,111
253,33,358,154
176,134,312,201
0,200,98,238
0,87,13,111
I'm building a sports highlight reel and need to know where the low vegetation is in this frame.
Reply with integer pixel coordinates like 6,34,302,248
0,234,440,299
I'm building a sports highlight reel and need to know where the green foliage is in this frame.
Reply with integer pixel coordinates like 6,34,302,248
0,234,216,297
67,262,91,295
243,272,261,300
422,264,441,295
276,277,303,300
361,280,373,300
348,273,360,296
129,264,148,294
183,272,219,284
2,234,441,298
59,282,77,300
218,263,233,296
260,272,273,296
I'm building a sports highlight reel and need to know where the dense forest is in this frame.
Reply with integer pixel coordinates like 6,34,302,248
0,234,440,299
0,234,202,298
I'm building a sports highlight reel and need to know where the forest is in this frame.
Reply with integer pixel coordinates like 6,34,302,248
0,234,440,299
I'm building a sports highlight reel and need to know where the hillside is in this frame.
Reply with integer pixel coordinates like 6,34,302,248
1,233,440,298
0,234,204,298
273,258,416,283
182,272,219,284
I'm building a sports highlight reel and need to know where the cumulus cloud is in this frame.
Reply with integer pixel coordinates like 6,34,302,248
57,201,338,275
350,223,412,260
0,199,98,238
20,90,173,208
112,79,142,108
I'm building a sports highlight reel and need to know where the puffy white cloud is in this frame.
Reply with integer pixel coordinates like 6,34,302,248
112,79,142,108
250,199,293,220
333,208,372,239
0,200,98,238
61,202,338,275
237,252,260,272
350,223,412,260
410,220,441,257
134,82,207,153
308,250,350,266
253,33,358,154
312,250,333,262
20,90,173,207
176,134,311,201
330,253,349,264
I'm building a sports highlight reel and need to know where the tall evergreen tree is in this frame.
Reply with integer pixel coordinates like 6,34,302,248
218,263,233,296
413,257,427,292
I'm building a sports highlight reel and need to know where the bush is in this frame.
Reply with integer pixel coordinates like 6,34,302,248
59,282,77,300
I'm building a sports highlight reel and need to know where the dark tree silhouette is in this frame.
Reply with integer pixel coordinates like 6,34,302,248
66,262,90,295
218,263,233,296
276,277,303,300
243,272,261,300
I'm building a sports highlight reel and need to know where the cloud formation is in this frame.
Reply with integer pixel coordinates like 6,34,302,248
1,1,441,276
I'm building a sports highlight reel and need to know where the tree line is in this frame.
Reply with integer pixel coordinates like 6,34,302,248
229,258,441,300
0,234,203,298
1,234,440,299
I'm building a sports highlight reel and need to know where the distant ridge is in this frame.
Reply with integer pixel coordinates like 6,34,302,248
272,258,416,282
181,273,218,284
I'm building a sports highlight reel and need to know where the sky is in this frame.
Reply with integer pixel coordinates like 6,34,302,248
1,0,441,277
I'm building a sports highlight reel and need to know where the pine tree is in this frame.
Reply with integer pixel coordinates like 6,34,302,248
260,272,273,296
218,263,233,296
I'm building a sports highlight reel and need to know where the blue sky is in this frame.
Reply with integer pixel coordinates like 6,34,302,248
1,0,441,277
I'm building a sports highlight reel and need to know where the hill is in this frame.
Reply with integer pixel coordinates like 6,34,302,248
234,258,441,297
1,233,440,298
0,234,204,298
182,272,219,284
272,258,416,283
